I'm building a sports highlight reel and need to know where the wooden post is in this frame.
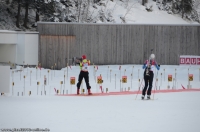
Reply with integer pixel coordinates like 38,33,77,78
37,82,40,95
93,64,95,81
51,66,53,80
36,66,38,80
199,68,200,82
64,75,65,93
94,65,96,83
119,66,121,79
27,64,28,73
23,61,25,71
64,70,66,84
131,74,132,89
188,68,189,89
60,81,63,95
40,63,41,78
120,79,121,92
12,82,14,96
24,75,26,95
138,79,140,91
20,67,22,81
160,73,162,87
175,69,177,89
67,63,68,80
115,74,116,89
107,66,109,80
54,63,56,77
164,69,165,81
48,70,50,85
12,71,14,82
106,88,108,93
44,75,46,93
110,69,112,82
30,71,32,86
138,69,140,81
132,66,134,76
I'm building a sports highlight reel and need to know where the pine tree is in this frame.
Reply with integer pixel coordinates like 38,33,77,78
181,0,193,18
16,0,21,28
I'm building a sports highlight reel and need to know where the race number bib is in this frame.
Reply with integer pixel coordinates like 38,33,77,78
82,63,89,71
150,65,154,71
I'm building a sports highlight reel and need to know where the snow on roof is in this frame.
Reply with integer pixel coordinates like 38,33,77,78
0,30,39,34
37,22,200,26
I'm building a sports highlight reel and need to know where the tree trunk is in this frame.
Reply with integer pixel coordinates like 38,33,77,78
181,0,184,18
16,0,21,28
36,8,40,22
6,0,10,4
78,0,82,22
85,0,90,21
23,2,29,28
142,0,145,5
142,0,148,6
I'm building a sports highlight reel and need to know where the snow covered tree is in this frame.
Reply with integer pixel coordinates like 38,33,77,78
181,0,193,18
23,0,30,28
16,0,21,28
142,0,148,6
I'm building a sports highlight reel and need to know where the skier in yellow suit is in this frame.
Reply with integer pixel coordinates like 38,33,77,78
76,55,92,95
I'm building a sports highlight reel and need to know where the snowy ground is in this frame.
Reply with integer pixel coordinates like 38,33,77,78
0,64,200,132
102,0,196,24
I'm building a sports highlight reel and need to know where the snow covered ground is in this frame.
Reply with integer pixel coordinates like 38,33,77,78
99,0,196,24
0,64,200,132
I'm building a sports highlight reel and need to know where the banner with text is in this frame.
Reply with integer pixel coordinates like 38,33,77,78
180,55,200,65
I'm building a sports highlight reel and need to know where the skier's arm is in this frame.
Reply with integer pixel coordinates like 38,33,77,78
142,60,147,69
88,60,90,65
155,62,160,70
79,62,83,70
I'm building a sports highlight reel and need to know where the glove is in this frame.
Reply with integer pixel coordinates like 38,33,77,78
156,65,160,70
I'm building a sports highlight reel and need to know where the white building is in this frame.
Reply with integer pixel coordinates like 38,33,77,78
0,30,38,67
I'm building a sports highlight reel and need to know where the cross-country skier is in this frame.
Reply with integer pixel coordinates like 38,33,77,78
76,55,92,95
142,54,160,100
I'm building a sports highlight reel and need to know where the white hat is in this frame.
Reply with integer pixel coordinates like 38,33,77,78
150,54,155,59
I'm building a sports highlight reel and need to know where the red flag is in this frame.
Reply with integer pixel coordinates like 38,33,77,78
96,66,98,70
69,66,72,69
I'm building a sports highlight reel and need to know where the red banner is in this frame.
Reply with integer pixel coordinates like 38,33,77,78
180,56,200,65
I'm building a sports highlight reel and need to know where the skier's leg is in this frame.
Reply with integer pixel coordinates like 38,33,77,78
147,72,154,96
83,72,92,94
84,72,91,89
142,76,149,96
77,71,84,89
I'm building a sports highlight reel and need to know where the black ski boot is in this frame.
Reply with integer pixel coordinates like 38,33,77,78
141,95,145,100
147,95,151,100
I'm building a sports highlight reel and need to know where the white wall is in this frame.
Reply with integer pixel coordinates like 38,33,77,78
16,33,25,65
0,31,17,44
0,30,38,66
0,44,16,63
25,34,38,65
0,66,10,93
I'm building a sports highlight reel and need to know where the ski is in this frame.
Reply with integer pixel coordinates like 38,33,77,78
140,98,158,100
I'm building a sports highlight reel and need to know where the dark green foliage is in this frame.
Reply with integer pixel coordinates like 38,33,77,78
181,0,193,18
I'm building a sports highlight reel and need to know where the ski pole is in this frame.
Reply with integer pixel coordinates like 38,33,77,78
135,78,144,100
